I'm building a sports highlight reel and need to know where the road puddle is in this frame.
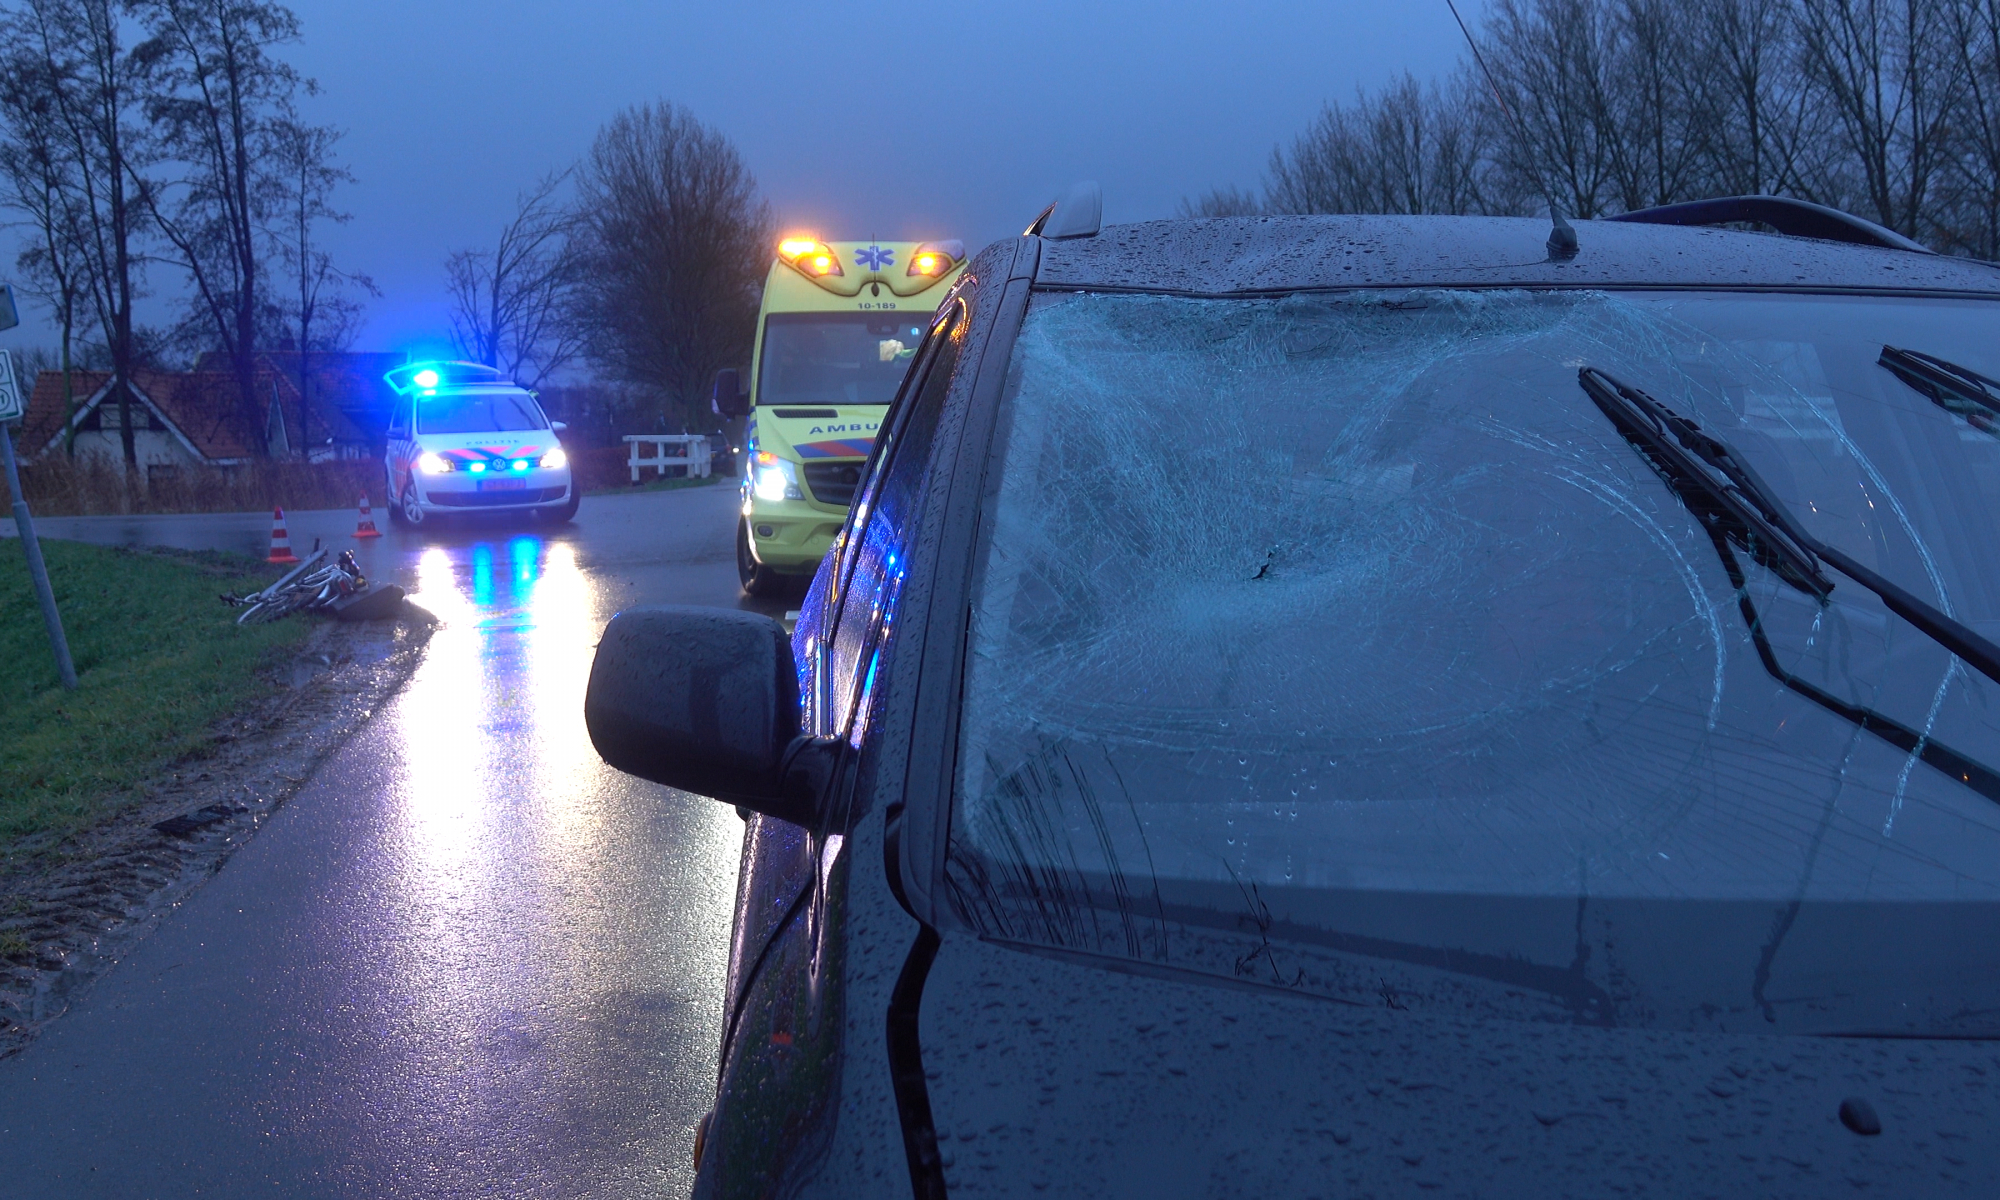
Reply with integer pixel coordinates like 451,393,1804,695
356,531,743,1187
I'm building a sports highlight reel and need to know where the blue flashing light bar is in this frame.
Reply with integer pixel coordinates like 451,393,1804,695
384,360,513,395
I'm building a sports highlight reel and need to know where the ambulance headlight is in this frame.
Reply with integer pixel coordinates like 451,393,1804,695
907,240,963,277
417,452,450,475
777,236,843,278
539,446,568,470
753,453,802,502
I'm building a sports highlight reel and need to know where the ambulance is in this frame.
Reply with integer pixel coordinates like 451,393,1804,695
715,236,966,594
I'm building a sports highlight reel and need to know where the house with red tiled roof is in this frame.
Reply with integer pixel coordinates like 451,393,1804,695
259,351,408,449
193,350,408,458
17,365,372,484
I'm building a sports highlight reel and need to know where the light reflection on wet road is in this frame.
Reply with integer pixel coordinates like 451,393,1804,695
0,487,783,1199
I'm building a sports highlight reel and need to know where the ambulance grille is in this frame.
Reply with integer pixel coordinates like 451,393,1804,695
803,462,863,507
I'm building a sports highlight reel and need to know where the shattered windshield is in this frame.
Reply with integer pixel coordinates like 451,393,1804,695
948,288,2000,1037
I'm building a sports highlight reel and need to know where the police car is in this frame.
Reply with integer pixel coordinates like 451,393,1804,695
382,361,576,527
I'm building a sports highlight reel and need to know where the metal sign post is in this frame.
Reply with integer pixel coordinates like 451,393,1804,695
0,342,78,689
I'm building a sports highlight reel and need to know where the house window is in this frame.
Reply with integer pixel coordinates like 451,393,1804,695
79,401,160,432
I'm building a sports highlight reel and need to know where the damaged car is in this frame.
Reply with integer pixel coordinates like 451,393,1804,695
587,190,2000,1198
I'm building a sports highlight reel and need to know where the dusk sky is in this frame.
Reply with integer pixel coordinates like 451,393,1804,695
6,0,1485,359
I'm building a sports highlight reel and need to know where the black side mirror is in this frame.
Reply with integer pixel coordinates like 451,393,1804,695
711,368,748,419
585,606,832,826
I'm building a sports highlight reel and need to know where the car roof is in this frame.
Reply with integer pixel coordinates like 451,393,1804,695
1033,215,2000,297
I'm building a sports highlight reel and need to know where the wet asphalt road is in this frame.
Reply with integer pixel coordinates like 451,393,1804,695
0,485,781,1198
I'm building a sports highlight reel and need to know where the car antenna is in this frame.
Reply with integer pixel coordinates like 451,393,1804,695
1443,0,1578,262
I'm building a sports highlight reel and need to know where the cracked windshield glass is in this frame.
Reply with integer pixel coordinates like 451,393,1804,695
950,289,2000,1036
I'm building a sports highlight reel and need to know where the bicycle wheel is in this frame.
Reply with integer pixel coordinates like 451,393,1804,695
236,590,305,625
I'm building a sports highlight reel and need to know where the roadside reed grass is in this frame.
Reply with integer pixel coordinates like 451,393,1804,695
17,455,380,517
15,442,725,517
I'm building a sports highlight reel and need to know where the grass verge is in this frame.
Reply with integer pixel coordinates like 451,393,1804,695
585,472,722,497
1,539,310,853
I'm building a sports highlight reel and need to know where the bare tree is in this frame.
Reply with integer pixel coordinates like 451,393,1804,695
1176,184,1262,217
444,170,578,390
0,27,96,451
1375,74,1494,215
1265,73,1495,215
1940,0,2000,256
1192,0,1998,257
1274,0,1739,218
1603,0,1718,210
0,0,149,468
1694,0,1815,196
1482,0,1626,217
269,110,370,452
132,0,303,455
567,102,768,431
1793,0,1965,237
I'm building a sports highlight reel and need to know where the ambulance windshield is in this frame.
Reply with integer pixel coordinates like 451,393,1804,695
758,313,931,407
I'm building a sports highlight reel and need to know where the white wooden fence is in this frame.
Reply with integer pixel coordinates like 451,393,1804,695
621,434,713,483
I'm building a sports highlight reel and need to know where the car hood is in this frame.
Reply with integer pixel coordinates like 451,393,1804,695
917,935,1999,1196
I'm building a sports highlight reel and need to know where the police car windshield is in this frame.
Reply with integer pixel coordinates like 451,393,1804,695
950,287,2000,1038
758,312,929,407
416,390,547,434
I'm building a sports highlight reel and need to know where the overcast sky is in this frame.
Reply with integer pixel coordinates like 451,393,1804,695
5,0,1484,359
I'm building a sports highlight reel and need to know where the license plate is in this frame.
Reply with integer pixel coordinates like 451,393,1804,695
477,478,527,491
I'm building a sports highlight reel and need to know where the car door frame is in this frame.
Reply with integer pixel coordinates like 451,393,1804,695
712,277,978,1083
879,235,1042,929
385,396,414,495
695,272,990,1199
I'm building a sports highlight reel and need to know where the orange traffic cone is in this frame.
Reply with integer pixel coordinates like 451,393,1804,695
353,494,381,539
267,506,299,564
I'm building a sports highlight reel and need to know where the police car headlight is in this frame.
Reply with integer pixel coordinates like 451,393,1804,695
417,452,450,475
753,454,802,502
540,447,568,470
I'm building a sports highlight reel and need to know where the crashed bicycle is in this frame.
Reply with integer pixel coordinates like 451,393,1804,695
222,545,402,625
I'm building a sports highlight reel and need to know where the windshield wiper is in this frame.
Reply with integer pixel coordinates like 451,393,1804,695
1579,366,2000,804
1580,367,2000,688
1878,345,2000,435
1579,367,1830,600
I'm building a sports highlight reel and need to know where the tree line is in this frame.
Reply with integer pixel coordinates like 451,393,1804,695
0,2,771,458
443,102,769,437
0,0,370,466
1189,0,2000,261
